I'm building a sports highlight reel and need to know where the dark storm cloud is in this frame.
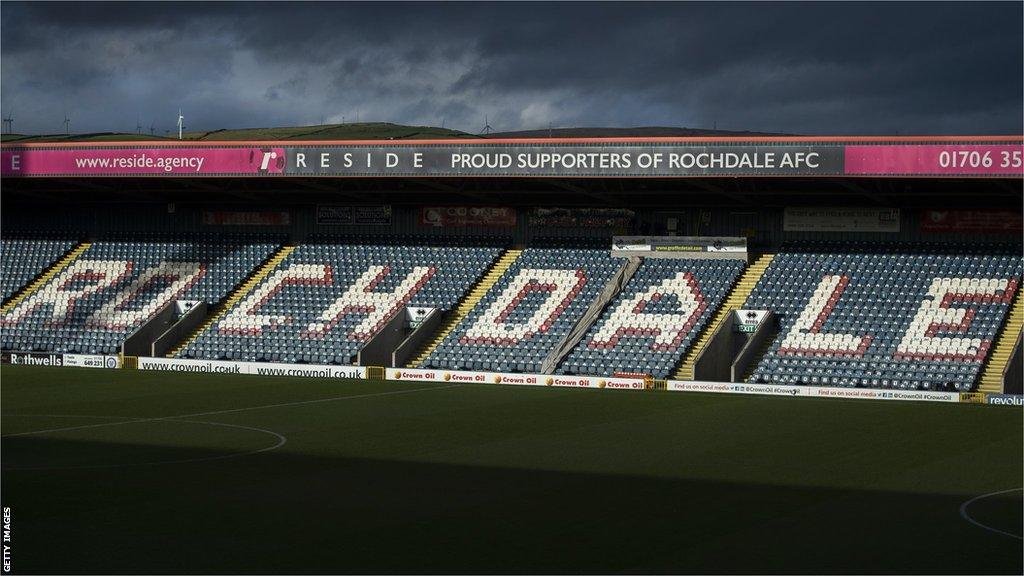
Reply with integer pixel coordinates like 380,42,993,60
1,1,1021,135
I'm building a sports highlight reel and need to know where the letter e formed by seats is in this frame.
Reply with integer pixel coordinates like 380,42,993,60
896,277,1015,362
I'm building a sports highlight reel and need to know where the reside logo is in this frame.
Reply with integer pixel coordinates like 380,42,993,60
260,151,279,170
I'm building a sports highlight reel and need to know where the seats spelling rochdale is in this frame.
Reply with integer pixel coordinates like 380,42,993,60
557,258,745,378
423,246,624,373
0,233,280,354
1,232,80,301
179,238,502,364
745,248,1022,391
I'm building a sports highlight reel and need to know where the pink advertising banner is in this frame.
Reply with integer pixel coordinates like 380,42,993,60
844,144,1024,176
1,147,286,176
2,141,1021,177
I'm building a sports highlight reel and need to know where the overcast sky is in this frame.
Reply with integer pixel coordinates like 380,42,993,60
1,1,1021,136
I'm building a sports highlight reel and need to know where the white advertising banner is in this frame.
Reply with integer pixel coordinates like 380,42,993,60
1,351,121,369
667,381,804,397
387,367,647,390
666,380,958,403
612,236,747,259
63,354,121,369
137,357,367,379
804,386,959,402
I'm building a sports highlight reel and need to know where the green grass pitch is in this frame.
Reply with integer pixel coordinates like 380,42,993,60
2,365,1021,574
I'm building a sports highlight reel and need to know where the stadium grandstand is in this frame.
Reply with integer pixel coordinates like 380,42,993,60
2,134,1021,395
2,131,1021,573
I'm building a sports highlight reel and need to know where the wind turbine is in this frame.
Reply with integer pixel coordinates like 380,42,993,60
480,115,493,136
149,121,156,136
177,109,184,140
136,115,143,135
1,111,12,135
62,109,71,135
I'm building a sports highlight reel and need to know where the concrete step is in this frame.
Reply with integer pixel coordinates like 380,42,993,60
672,254,775,380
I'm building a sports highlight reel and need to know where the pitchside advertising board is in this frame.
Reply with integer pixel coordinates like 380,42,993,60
387,367,647,390
3,352,1017,405
666,381,962,403
986,393,1024,406
1,352,120,369
2,140,1021,177
135,357,367,379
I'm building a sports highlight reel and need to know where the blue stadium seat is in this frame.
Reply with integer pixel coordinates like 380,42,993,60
180,238,502,364
745,250,1021,392
556,258,745,378
1,232,79,301
1,232,281,354
423,247,624,373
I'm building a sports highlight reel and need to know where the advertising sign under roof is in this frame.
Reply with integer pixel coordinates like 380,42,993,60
2,137,1021,178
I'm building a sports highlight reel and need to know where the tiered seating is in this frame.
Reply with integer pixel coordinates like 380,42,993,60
179,238,502,364
1,233,80,301
0,233,280,354
746,248,1022,391
423,246,624,373
557,259,745,378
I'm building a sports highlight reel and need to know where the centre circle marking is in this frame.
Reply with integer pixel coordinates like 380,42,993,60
3,414,287,470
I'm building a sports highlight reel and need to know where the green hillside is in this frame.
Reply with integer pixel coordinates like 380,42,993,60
1,132,176,143
1,122,478,143
0,122,789,144
185,122,478,141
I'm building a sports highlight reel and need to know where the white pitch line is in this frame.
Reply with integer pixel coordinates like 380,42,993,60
2,384,461,438
5,417,288,471
959,487,1023,540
